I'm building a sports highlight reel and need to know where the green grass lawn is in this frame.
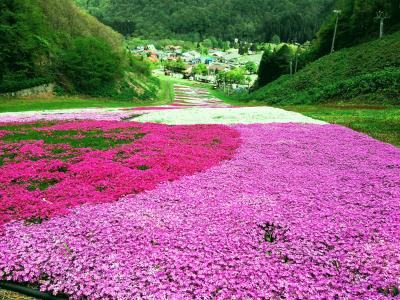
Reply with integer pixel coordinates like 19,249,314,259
0,78,174,113
155,75,213,89
157,77,175,103
0,96,173,113
0,97,139,113
281,104,400,147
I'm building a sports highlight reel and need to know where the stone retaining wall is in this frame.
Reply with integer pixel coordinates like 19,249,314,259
1,83,55,98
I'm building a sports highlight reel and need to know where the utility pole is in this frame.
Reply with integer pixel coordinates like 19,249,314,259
375,11,390,38
294,42,300,74
331,10,341,54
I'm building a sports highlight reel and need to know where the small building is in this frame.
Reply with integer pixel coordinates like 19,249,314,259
190,58,202,64
222,52,241,63
165,45,182,53
145,44,156,51
181,50,201,63
147,55,159,63
208,64,229,74
210,51,225,58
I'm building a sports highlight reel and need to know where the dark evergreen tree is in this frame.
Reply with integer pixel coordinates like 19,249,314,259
256,45,293,88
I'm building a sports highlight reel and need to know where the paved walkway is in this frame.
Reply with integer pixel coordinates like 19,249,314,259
172,84,229,107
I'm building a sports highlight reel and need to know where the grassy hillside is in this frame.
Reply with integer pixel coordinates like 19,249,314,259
38,0,123,50
0,0,159,101
248,31,400,105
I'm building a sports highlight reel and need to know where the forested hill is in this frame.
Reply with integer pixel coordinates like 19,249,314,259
75,0,334,42
0,0,158,99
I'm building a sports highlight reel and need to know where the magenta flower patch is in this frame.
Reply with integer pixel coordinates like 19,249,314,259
0,121,240,228
1,123,399,299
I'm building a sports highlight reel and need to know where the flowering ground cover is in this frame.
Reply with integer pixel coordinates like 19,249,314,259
0,108,138,123
1,123,400,299
131,106,326,125
0,120,240,229
0,106,326,125
1,85,399,299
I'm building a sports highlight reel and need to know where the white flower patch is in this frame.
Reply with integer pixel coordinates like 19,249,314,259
0,108,135,122
131,107,327,125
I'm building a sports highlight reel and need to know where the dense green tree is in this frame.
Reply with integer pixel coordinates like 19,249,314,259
245,61,258,74
192,63,208,76
271,35,281,44
222,41,230,51
58,36,124,95
257,45,293,88
217,68,246,85
163,59,187,74
250,43,258,51
202,39,213,48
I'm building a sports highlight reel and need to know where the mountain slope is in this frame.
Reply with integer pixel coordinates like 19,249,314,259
248,31,400,104
75,0,333,42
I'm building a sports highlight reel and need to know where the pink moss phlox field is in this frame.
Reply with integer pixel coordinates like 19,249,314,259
0,120,240,228
0,130,9,138
1,123,399,299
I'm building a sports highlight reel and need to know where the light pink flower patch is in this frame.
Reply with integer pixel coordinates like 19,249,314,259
0,110,137,123
0,121,240,228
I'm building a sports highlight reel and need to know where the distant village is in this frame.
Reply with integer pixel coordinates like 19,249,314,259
130,43,262,91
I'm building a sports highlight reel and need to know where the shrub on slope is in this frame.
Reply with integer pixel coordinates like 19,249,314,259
249,31,400,104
